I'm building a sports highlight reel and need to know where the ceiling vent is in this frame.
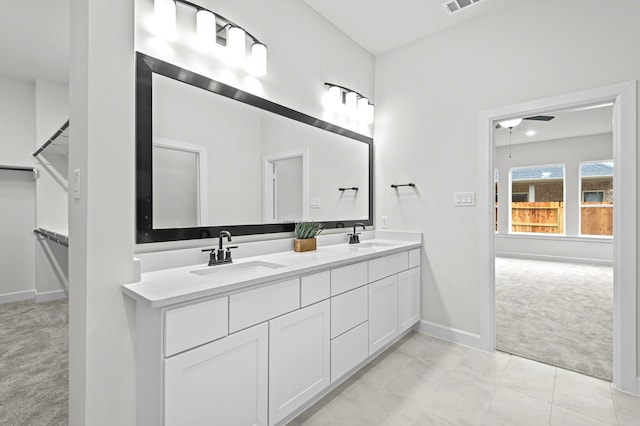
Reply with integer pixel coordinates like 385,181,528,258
442,0,482,15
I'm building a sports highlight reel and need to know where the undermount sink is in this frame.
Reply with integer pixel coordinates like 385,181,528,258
349,241,397,250
190,261,286,277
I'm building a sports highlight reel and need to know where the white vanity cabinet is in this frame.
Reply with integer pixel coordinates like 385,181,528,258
368,275,399,354
128,242,422,426
269,300,331,425
164,323,268,426
398,266,421,333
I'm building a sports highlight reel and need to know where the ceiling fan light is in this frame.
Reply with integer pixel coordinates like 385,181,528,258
499,118,523,129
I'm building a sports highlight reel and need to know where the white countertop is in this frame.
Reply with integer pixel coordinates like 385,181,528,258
123,238,421,308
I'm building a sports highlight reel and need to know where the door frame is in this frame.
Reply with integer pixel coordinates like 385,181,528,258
153,137,208,226
478,81,637,393
263,149,309,223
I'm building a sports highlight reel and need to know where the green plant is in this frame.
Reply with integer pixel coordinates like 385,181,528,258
294,221,324,239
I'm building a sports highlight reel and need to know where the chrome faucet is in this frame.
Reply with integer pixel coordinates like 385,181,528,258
201,230,237,266
348,223,366,244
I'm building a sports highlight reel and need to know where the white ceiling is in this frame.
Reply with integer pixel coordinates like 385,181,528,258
494,105,613,147
0,0,69,83
303,0,517,55
0,0,616,145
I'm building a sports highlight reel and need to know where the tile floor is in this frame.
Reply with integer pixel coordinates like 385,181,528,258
290,332,640,426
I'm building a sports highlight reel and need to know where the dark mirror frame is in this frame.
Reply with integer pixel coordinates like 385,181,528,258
136,52,374,244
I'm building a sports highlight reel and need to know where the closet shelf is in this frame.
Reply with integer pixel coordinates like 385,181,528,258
33,228,69,247
0,164,35,172
33,120,69,157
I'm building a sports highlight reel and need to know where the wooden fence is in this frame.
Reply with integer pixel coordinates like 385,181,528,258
494,201,613,236
512,202,564,234
581,202,613,236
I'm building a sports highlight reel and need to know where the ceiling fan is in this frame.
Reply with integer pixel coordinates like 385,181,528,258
495,115,555,129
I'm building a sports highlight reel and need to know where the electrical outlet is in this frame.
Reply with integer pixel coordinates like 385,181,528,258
381,216,389,229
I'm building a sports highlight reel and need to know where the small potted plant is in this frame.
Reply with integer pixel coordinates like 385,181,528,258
293,221,324,252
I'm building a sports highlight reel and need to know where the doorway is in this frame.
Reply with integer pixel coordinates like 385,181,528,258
477,81,638,393
263,149,309,223
493,105,614,380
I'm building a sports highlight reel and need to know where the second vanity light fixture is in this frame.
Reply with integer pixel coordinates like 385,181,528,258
325,83,375,125
153,0,268,77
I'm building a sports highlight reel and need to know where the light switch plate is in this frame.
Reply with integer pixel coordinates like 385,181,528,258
73,169,81,199
454,191,475,207
310,198,320,209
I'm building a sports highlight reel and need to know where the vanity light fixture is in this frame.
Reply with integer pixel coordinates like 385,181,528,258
153,0,268,77
324,83,375,125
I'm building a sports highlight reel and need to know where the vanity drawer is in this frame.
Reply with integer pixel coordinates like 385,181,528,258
301,271,331,307
331,285,368,338
331,261,368,296
331,321,368,382
408,248,420,269
229,278,300,333
164,296,229,357
368,252,409,282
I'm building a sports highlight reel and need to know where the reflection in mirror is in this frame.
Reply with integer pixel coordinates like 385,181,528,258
137,53,373,243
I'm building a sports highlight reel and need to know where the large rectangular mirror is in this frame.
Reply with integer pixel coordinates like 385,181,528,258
136,53,373,243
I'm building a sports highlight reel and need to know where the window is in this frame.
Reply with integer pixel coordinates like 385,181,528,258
580,161,613,236
510,165,565,234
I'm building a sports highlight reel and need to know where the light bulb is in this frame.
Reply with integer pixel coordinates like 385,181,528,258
345,92,358,118
227,26,246,66
328,86,342,111
248,43,267,77
196,10,216,49
154,0,176,40
357,97,369,122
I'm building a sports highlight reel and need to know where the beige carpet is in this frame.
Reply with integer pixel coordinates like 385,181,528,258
0,298,68,425
495,257,613,381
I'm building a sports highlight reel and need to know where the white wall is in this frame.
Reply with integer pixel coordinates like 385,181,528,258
0,77,36,300
34,79,69,296
496,133,613,263
374,0,640,359
134,0,374,254
67,0,374,424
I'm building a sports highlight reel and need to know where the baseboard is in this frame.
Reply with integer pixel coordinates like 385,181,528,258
496,251,613,266
417,320,483,350
0,290,36,305
35,289,68,303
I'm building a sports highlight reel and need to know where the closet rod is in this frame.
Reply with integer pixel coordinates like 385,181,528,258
0,165,34,172
33,120,69,157
33,228,69,247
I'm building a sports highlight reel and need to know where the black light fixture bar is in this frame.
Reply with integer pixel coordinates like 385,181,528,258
174,0,266,47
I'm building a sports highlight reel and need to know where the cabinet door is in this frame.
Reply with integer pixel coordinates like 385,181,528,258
164,323,268,426
368,275,398,355
269,300,330,425
398,267,421,333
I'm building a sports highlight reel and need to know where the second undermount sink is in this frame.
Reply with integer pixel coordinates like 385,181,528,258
190,261,286,278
